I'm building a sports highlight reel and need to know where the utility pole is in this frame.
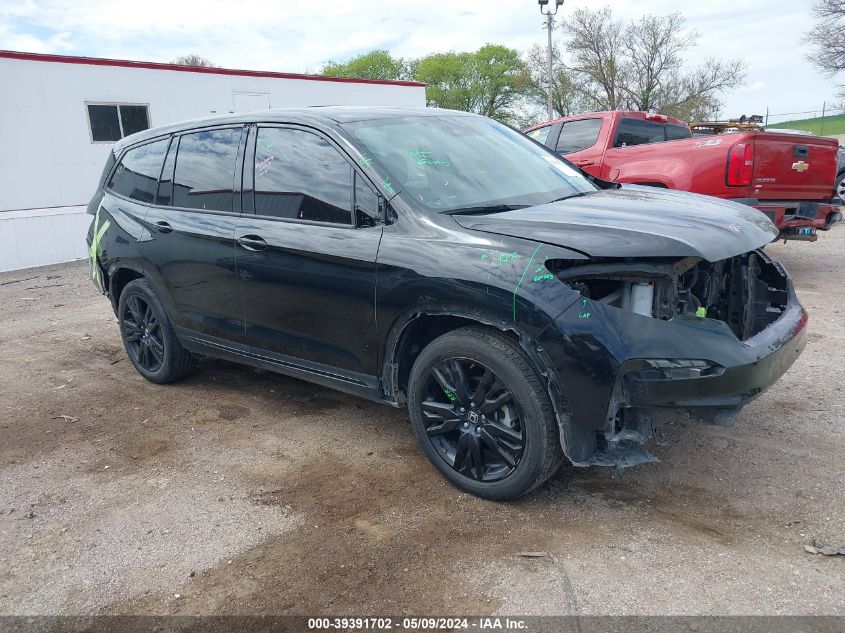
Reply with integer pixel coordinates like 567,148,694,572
538,0,564,121
821,101,826,136
765,106,769,126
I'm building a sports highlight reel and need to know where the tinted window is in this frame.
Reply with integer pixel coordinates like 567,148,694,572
88,105,122,142
666,124,692,141
107,139,169,202
120,105,150,136
527,126,551,144
556,118,602,153
254,128,352,224
172,128,242,212
355,173,379,227
156,138,177,206
614,118,691,147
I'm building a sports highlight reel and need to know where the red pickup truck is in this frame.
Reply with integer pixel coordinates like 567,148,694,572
525,111,842,240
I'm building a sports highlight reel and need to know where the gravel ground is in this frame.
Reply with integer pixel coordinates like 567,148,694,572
0,226,842,616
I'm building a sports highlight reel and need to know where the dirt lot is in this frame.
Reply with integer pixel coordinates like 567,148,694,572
1,228,843,617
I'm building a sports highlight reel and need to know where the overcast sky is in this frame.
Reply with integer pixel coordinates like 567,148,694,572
0,0,837,122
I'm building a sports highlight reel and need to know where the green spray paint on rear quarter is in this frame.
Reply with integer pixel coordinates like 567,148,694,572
88,204,111,292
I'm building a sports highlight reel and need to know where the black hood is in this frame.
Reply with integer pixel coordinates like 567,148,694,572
452,185,778,262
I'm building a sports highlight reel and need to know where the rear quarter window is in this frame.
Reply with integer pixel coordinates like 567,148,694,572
526,126,551,144
108,139,169,202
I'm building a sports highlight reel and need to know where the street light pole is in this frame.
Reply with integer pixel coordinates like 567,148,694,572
539,0,564,121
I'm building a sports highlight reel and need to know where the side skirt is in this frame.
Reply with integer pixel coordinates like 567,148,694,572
175,327,386,404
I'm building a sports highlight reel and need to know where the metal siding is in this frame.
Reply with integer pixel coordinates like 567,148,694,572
0,207,89,272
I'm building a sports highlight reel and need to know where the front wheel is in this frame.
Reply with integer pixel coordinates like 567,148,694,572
407,327,563,500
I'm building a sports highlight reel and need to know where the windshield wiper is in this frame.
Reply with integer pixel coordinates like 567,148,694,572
445,204,529,216
547,191,592,204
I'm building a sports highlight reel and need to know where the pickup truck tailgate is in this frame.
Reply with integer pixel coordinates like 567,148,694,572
752,132,837,201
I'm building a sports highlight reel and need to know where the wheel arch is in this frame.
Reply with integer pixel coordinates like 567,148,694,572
106,265,144,314
381,305,573,455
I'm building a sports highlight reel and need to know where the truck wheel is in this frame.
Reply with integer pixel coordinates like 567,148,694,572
407,326,563,500
117,279,196,384
836,172,845,201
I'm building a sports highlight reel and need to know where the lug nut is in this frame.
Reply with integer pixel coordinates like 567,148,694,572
463,422,469,428
459,407,465,413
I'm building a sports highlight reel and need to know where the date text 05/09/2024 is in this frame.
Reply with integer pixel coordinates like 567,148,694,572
307,617,528,630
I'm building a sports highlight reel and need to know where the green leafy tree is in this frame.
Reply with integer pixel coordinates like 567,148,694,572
322,50,410,81
416,44,532,123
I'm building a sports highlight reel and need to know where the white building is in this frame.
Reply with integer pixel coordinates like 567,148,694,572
0,50,427,272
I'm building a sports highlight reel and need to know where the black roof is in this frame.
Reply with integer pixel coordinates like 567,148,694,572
114,106,472,151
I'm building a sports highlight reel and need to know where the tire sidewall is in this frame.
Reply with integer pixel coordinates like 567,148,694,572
117,280,172,382
408,332,553,500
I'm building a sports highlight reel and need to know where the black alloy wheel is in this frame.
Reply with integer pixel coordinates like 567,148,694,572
407,326,563,500
117,278,196,384
421,358,524,481
122,295,165,372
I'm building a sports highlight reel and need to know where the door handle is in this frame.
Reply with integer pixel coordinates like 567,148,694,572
154,221,173,234
575,159,595,166
237,235,269,251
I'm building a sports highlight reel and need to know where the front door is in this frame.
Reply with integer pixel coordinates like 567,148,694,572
141,126,248,344
236,125,382,379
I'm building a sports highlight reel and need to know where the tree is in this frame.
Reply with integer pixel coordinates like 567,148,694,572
805,0,845,77
322,50,411,81
563,7,627,111
559,7,745,120
169,54,218,67
416,44,533,123
525,43,587,118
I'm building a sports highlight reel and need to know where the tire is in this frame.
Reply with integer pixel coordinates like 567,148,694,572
407,326,563,500
117,278,196,384
836,172,845,202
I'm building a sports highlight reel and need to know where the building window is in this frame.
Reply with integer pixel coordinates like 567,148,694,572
87,103,150,142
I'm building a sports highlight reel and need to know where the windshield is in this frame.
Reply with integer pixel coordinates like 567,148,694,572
341,114,597,213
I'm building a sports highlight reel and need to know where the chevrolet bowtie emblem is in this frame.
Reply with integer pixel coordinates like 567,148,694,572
791,161,810,172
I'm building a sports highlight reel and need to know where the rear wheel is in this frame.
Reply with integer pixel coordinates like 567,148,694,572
118,279,196,384
407,327,562,500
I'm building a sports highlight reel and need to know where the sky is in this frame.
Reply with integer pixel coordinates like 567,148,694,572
0,0,838,123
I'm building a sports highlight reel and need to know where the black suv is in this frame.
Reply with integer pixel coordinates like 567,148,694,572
87,107,807,499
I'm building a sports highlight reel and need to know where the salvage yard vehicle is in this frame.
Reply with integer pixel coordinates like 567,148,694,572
87,107,808,500
525,111,842,241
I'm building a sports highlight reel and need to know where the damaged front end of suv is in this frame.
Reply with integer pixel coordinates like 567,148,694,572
538,247,807,468
456,186,809,469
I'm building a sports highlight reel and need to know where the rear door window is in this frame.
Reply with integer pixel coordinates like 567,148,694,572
614,118,691,147
108,138,169,202
172,128,242,212
253,127,353,224
556,118,603,153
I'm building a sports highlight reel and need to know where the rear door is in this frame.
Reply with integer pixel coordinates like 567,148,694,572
750,133,838,201
554,117,605,176
141,126,248,344
235,125,382,380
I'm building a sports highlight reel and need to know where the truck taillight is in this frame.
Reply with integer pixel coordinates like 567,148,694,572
726,142,754,186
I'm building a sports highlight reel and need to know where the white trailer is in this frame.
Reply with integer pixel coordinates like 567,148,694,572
0,50,427,272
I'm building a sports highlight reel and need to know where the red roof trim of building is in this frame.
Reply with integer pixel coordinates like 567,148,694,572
0,50,427,88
